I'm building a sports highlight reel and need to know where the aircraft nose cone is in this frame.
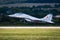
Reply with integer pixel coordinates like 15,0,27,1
8,15,14,17
8,15,12,16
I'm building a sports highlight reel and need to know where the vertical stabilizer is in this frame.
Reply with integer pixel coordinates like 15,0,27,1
43,14,53,21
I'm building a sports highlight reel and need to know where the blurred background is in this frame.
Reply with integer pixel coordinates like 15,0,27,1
0,0,60,26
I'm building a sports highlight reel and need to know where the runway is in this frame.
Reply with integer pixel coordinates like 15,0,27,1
0,26,60,28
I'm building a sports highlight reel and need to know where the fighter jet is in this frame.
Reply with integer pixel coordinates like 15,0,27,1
8,13,54,23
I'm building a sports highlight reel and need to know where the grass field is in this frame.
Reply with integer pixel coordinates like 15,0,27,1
0,28,60,40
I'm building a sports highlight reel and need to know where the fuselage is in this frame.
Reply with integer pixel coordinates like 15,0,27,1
8,13,54,23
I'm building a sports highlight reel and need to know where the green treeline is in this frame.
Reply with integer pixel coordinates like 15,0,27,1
0,5,60,26
0,0,60,4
